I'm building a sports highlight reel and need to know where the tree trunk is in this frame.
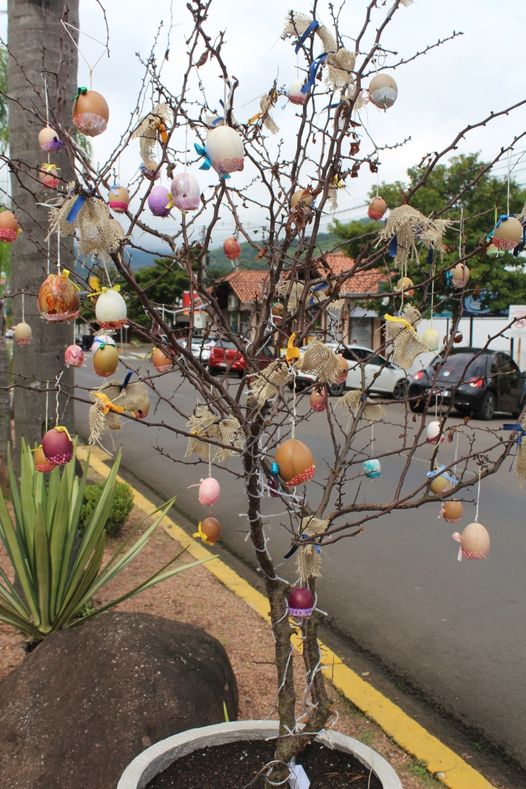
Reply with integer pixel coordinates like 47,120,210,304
7,0,78,453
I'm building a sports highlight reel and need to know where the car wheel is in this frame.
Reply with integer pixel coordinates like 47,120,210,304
208,366,218,376
328,382,345,397
455,406,471,417
475,390,495,420
409,397,425,413
392,379,408,400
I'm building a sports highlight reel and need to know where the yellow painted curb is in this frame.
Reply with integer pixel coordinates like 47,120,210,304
79,446,496,789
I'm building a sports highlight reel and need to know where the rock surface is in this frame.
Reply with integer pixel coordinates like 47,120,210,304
0,611,238,789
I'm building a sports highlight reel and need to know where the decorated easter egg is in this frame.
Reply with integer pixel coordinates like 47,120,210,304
170,173,201,211
148,185,172,217
363,458,382,478
368,73,398,109
335,354,349,384
430,473,451,495
223,236,240,261
287,587,315,618
34,445,55,473
38,126,63,151
38,272,80,322
199,516,221,544
452,521,490,560
275,438,315,487
396,276,414,297
38,163,60,189
426,420,442,443
64,344,84,367
440,500,463,523
42,426,73,466
0,209,19,242
492,217,523,251
93,344,119,377
152,347,172,373
271,303,284,322
13,321,32,346
309,389,327,412
367,196,387,221
95,288,127,329
451,263,470,289
486,243,504,259
422,328,440,351
290,189,314,210
205,125,244,175
92,334,116,353
72,88,109,136
108,186,130,213
287,81,309,105
198,477,221,506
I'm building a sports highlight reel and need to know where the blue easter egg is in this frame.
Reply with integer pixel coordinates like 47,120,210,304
363,459,381,478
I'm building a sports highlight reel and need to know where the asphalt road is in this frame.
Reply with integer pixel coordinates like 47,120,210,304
75,357,526,770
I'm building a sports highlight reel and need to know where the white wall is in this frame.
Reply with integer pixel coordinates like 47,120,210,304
418,317,526,370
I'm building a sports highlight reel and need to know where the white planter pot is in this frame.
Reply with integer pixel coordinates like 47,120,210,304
118,720,403,789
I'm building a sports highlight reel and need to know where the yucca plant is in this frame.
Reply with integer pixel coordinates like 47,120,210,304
0,440,205,641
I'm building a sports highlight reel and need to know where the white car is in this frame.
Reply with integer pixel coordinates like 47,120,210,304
295,343,408,399
190,337,217,363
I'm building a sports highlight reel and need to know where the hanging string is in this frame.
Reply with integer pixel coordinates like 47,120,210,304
370,422,374,458
208,442,212,479
453,429,460,478
291,370,297,439
56,227,61,274
184,123,189,169
61,21,110,89
55,370,63,426
474,466,482,523
44,380,49,433
21,291,25,322
375,167,379,198
458,204,464,260
430,261,435,327
506,150,512,217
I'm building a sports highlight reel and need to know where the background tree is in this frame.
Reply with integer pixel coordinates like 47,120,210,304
7,0,79,452
123,257,190,332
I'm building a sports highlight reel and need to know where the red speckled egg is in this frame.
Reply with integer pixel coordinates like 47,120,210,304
0,210,19,242
223,236,240,261
42,427,73,466
34,445,55,473
13,322,32,346
72,89,109,137
275,438,315,487
309,389,327,412
367,197,387,221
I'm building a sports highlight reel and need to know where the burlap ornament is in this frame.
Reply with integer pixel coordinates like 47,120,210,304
326,48,356,89
296,341,340,383
379,205,449,269
78,199,124,258
297,516,328,581
186,405,244,462
132,103,172,172
384,305,428,369
48,193,85,238
248,88,279,134
248,360,292,409
339,390,385,422
281,11,337,54
88,380,150,446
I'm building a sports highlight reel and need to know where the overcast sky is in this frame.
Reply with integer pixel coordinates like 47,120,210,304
7,1,526,246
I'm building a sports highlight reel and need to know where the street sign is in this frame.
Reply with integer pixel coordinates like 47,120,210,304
508,305,526,336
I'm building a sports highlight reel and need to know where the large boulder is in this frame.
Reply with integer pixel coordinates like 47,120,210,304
0,612,238,789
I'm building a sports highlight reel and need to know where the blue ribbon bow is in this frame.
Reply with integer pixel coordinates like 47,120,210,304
487,214,511,242
284,533,322,560
294,19,320,53
194,142,212,171
426,464,458,486
502,423,526,445
302,52,328,93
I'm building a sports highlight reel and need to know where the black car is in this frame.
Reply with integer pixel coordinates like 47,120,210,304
408,348,525,420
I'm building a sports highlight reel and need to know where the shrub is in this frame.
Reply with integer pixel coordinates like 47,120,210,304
80,480,134,538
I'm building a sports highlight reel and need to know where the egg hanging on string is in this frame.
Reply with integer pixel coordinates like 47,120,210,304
309,389,327,412
275,438,315,487
451,263,470,289
152,347,172,373
38,272,80,322
72,88,109,137
92,344,119,377
0,210,19,243
335,354,349,385
92,333,116,354
426,420,442,443
38,126,63,152
38,163,60,189
194,516,221,545
64,344,84,367
396,276,414,297
452,521,490,560
422,327,440,351
42,426,74,466
363,458,381,478
287,587,315,618
367,196,387,221
492,216,523,251
198,477,221,506
13,321,32,346
170,173,201,211
95,288,127,330
287,81,309,105
34,445,55,473
205,125,244,176
368,73,398,109
223,236,240,261
440,500,463,523
108,186,130,214
148,185,172,217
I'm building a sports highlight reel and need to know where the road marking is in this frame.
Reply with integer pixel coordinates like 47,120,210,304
78,445,497,789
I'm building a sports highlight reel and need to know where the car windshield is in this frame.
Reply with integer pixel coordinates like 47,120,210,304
217,340,239,350
437,353,487,379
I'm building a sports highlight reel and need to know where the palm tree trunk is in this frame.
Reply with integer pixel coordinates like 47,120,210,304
7,0,79,454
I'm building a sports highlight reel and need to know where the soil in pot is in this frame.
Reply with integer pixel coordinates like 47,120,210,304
146,739,383,788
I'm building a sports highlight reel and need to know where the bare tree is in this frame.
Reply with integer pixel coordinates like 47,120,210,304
3,0,525,785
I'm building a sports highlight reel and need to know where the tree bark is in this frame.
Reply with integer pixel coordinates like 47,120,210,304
7,0,78,453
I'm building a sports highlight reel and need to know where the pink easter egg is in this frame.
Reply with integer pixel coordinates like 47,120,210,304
198,477,221,506
64,344,85,367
